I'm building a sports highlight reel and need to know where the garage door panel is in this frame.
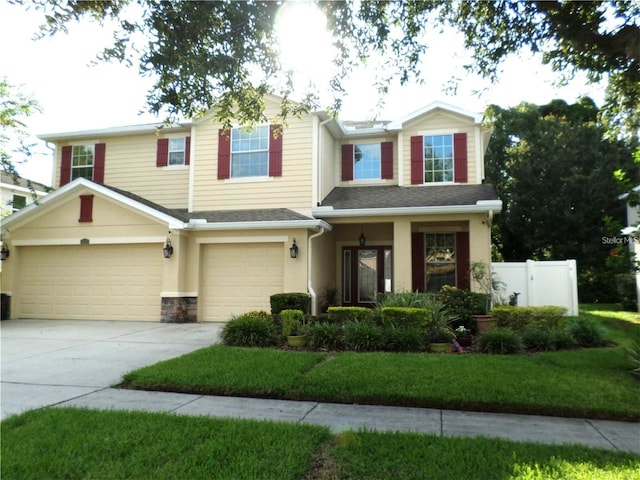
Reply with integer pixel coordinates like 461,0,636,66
18,244,162,321
201,243,284,322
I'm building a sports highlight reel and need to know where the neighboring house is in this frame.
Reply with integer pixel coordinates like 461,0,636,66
0,97,502,322
0,171,49,216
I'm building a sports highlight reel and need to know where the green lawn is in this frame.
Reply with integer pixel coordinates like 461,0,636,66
2,408,638,480
119,306,640,420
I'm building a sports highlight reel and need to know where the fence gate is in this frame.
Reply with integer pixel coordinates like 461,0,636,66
491,260,579,316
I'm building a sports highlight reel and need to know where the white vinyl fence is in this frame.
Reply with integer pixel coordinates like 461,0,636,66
491,260,579,316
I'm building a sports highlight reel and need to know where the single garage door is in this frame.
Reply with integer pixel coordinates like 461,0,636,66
201,243,284,322
18,244,162,321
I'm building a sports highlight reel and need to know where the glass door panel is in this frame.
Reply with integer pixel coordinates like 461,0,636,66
358,249,377,303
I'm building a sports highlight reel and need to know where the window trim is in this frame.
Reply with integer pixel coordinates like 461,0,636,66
230,124,270,178
168,137,186,166
71,144,95,181
422,134,454,184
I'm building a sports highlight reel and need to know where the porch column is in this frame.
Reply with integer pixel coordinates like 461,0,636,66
393,218,412,292
468,213,492,292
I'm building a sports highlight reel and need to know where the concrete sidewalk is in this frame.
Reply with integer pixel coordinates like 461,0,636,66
57,387,640,454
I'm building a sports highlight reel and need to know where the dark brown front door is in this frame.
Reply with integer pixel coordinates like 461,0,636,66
342,246,392,306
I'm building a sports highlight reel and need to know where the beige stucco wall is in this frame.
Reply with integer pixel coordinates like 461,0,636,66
191,100,314,213
401,110,480,186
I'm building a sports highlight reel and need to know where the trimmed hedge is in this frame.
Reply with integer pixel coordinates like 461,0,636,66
492,306,567,331
327,306,374,324
380,307,428,329
270,293,310,315
280,309,304,337
220,311,276,347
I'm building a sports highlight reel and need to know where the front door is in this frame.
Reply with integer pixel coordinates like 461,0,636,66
342,246,392,306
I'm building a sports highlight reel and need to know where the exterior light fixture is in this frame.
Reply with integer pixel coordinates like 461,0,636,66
359,230,366,247
0,242,8,261
289,238,299,258
163,238,173,258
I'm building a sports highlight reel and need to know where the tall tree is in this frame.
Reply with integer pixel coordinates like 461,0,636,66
485,98,639,301
21,0,640,133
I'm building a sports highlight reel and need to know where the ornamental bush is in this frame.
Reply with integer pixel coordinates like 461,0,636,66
327,306,374,324
344,320,383,351
478,328,523,354
383,324,423,352
270,293,310,315
380,307,429,329
492,306,567,331
305,322,345,350
280,309,304,337
221,311,276,347
565,316,607,347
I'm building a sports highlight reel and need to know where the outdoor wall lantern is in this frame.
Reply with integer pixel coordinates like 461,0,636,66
0,242,9,261
289,238,299,259
163,238,174,258
359,230,367,247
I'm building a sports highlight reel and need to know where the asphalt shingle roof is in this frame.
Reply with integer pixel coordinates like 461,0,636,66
320,184,499,210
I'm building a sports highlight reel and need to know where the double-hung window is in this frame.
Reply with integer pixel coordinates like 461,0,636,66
354,143,381,180
12,194,26,212
231,125,269,178
71,145,94,181
168,138,186,165
423,134,453,183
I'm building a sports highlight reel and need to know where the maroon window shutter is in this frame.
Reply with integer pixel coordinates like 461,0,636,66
381,141,393,179
218,129,231,179
411,232,425,292
269,124,283,177
410,136,423,184
60,146,72,186
453,133,468,183
93,143,105,184
156,138,169,167
184,136,191,165
341,144,353,181
456,232,470,290
79,194,94,223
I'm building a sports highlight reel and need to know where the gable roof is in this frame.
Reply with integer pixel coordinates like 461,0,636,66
1,171,50,193
315,184,502,217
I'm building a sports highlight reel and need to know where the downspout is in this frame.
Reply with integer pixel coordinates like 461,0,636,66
307,227,326,315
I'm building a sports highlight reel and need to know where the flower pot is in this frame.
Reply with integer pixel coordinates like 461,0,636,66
429,342,451,353
287,335,307,347
474,314,495,334
456,335,474,347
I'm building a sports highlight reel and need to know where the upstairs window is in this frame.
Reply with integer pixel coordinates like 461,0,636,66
168,138,186,165
341,141,393,181
12,194,26,212
71,145,94,181
231,125,269,177
423,134,453,183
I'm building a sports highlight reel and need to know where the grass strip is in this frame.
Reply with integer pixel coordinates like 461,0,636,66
1,408,330,480
121,345,326,397
2,409,638,480
330,430,640,480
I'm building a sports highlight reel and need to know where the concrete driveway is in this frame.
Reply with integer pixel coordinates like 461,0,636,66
1,319,222,420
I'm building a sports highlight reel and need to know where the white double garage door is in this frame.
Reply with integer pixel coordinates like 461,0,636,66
17,243,284,322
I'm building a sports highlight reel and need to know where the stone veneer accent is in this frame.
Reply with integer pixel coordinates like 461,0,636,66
161,297,197,323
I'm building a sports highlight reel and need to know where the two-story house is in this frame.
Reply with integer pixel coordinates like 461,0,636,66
0,97,501,322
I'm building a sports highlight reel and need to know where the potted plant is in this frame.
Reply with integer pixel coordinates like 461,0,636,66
426,301,455,353
470,261,497,333
454,325,473,347
281,309,307,347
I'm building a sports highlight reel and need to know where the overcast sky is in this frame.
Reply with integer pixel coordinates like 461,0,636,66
1,1,607,186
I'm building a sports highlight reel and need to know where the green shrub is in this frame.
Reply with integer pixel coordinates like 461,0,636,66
438,286,489,323
383,325,423,352
626,329,640,376
380,307,429,329
492,306,567,331
221,311,276,347
479,328,523,354
280,309,304,337
327,306,374,324
305,322,345,350
376,291,437,309
565,317,607,347
344,320,383,351
270,293,310,315
550,329,577,350
521,328,555,351
615,273,637,311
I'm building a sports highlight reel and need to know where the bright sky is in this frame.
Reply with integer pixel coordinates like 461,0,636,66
1,1,607,186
